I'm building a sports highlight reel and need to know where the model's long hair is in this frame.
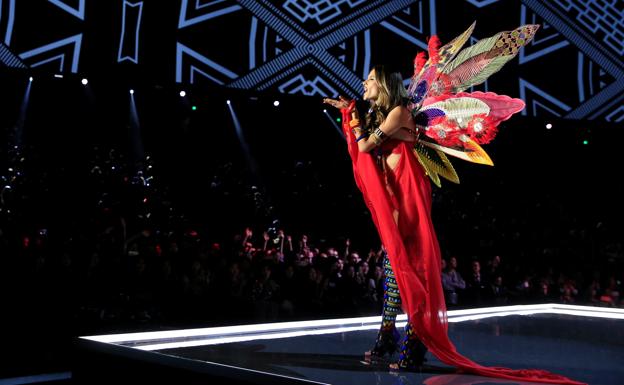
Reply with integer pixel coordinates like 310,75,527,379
365,65,408,132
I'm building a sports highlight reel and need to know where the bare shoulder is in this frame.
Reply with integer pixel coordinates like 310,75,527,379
388,105,407,116
388,105,412,121
395,106,415,126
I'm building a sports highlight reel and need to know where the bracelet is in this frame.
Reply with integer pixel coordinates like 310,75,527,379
356,133,369,142
371,128,388,145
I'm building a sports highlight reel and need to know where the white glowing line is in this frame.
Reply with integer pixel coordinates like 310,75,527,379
136,321,410,351
549,308,624,319
83,315,393,343
447,303,554,316
450,309,624,323
551,303,624,314
137,326,373,351
81,304,622,350
449,309,554,322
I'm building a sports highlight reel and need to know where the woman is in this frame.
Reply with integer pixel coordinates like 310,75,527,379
324,64,583,384
326,65,428,370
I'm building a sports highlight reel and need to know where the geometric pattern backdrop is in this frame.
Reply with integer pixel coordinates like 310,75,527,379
1,0,622,121
520,0,624,122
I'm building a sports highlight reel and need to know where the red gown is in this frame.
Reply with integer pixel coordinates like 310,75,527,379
340,107,585,385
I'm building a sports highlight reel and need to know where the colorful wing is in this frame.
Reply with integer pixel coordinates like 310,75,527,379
419,139,493,166
413,91,525,164
404,24,536,185
407,22,476,109
412,21,476,79
413,140,460,188
443,24,540,92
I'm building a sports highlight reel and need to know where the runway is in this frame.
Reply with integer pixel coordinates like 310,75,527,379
76,304,624,385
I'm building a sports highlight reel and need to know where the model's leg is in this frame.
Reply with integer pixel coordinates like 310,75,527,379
366,252,401,358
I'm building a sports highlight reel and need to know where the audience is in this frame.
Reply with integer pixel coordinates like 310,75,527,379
0,142,622,339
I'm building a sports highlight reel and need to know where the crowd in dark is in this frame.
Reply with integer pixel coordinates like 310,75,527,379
0,118,622,381
1,137,622,344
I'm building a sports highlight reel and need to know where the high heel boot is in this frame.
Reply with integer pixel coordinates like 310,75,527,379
366,324,400,358
392,322,427,371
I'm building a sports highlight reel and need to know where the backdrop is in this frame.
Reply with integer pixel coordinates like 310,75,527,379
1,0,622,121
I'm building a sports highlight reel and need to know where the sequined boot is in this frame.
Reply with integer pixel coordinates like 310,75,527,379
391,322,427,371
367,324,400,358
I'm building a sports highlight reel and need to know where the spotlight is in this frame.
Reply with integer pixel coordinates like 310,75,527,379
81,78,88,85
130,89,135,94
179,91,186,97
29,77,33,82
273,100,280,107
323,109,327,113
545,123,552,129
192,106,197,111
226,100,231,105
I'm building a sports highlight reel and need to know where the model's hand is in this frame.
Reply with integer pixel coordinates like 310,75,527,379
323,96,351,110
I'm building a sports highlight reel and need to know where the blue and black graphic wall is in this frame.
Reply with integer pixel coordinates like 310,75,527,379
1,0,622,121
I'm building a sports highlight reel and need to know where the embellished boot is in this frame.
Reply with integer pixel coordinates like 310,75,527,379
366,252,402,360
366,324,400,358
391,321,427,371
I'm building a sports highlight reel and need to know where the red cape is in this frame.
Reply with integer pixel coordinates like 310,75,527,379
340,104,584,385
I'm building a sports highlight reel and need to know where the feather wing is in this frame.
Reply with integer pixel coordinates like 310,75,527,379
413,140,460,187
404,24,536,186
419,139,494,166
413,22,476,79
422,97,490,126
408,22,476,102
444,24,540,92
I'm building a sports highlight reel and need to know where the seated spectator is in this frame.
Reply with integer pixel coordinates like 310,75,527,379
490,275,508,305
466,260,489,305
442,256,466,307
559,279,578,304
534,279,556,303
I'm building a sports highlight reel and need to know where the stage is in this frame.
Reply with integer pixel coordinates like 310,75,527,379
76,304,624,384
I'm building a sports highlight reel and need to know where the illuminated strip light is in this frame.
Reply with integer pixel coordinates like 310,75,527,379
81,304,622,350
135,321,410,352
450,303,552,316
449,308,624,323
551,303,624,314
84,315,388,343
135,325,376,351
131,307,624,350
447,304,624,319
